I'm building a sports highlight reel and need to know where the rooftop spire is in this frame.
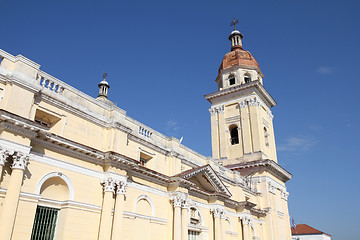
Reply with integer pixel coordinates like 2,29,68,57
98,72,110,99
228,18,244,50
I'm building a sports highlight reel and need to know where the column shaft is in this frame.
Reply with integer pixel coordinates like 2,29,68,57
181,207,188,240
221,218,226,240
243,224,251,240
214,217,222,240
0,169,25,240
174,206,181,240
98,191,115,240
0,165,4,183
111,194,124,240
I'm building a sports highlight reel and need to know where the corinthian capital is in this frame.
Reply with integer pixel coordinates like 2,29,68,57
116,180,128,195
211,207,225,218
11,152,29,170
240,216,252,225
170,192,187,208
209,105,225,115
101,177,116,193
0,147,11,166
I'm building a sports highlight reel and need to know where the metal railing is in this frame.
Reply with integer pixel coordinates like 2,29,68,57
30,206,59,240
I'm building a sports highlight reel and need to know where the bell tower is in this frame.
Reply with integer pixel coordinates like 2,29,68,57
205,24,278,166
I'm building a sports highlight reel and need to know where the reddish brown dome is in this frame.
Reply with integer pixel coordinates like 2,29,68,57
219,45,262,75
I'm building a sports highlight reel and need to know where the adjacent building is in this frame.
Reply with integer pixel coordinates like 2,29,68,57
291,224,331,240
0,26,292,240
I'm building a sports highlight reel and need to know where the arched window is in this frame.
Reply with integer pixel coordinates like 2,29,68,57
230,125,239,145
244,74,251,83
228,74,235,86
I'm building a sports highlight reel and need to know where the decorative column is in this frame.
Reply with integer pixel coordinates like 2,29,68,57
241,216,252,240
98,177,116,240
171,192,186,240
0,152,29,240
111,180,127,240
0,148,11,182
181,198,189,240
211,207,225,240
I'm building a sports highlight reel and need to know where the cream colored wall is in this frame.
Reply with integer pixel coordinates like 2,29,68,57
0,49,292,240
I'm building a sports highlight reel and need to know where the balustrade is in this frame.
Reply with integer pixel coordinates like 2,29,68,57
36,72,64,93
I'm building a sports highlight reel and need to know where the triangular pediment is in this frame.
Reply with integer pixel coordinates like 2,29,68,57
176,165,231,197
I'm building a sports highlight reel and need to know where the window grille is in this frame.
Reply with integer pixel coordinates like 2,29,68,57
30,206,59,240
188,230,200,240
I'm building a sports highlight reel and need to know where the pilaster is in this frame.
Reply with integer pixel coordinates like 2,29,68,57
0,151,29,240
98,177,116,240
171,192,188,240
0,147,12,182
181,198,189,240
211,207,225,240
111,179,127,240
240,216,252,240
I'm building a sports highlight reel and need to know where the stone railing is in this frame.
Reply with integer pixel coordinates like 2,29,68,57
36,70,64,94
139,126,152,138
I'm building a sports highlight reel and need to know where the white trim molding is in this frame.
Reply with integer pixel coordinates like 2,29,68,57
36,171,75,200
133,194,155,217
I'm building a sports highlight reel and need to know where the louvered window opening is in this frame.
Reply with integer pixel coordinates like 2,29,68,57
30,206,59,240
188,230,200,240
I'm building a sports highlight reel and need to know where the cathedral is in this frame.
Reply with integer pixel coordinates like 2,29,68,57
0,25,292,240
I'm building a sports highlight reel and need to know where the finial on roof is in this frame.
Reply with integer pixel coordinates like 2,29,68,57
228,18,244,50
98,72,110,99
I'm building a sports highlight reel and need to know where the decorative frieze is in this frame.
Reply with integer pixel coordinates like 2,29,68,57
101,177,116,193
11,152,29,170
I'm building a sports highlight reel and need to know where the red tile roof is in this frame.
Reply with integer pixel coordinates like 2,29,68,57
291,224,331,236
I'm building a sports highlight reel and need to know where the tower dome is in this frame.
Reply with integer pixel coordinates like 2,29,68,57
219,29,263,76
216,25,264,91
218,47,262,76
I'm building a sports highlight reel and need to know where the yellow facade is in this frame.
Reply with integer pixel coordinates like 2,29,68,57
0,29,292,240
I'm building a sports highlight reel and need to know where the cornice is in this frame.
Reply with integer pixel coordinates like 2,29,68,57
39,93,110,127
204,81,276,107
227,159,292,182
128,134,169,155
0,49,41,69
178,164,232,197
32,136,105,165
0,110,49,138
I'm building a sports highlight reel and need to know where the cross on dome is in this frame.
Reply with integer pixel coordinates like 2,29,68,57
228,18,244,49
102,72,108,80
231,18,239,30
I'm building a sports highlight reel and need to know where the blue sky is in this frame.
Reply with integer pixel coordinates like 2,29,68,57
1,0,359,239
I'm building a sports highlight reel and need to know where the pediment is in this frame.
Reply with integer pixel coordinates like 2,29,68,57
176,165,231,197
